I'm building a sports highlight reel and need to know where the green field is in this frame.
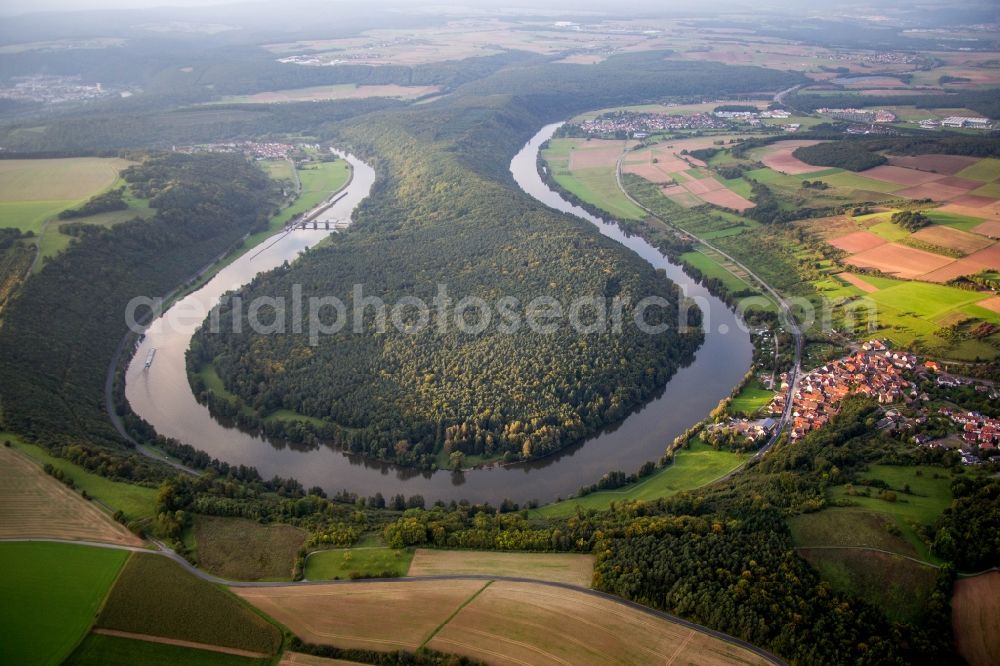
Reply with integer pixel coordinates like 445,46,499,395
957,158,1000,183
866,282,990,320
65,634,270,666
729,378,774,416
534,440,747,518
680,249,752,292
0,542,128,666
0,158,131,233
867,219,911,242
305,546,414,580
829,465,955,526
96,553,282,654
35,186,154,267
817,170,905,194
8,435,157,521
542,139,646,220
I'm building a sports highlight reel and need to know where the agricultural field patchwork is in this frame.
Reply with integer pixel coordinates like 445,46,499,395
238,579,770,665
0,442,144,546
0,542,128,666
427,580,772,666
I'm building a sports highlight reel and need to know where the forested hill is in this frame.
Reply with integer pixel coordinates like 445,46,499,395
0,153,278,470
190,55,803,469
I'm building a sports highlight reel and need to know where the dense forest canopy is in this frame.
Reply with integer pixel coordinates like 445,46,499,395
191,119,702,468
186,54,804,468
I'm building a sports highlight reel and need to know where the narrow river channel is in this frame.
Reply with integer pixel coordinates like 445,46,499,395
125,128,753,504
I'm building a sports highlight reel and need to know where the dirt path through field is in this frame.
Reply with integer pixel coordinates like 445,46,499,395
91,628,270,658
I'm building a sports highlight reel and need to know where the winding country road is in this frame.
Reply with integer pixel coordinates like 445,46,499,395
614,152,803,458
2,536,787,666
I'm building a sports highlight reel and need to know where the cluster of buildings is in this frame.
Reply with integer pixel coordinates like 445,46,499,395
940,116,992,129
174,141,298,159
939,408,999,452
0,75,122,105
770,340,916,440
817,107,896,123
704,417,778,446
574,111,729,137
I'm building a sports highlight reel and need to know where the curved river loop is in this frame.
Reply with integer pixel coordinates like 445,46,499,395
125,127,753,504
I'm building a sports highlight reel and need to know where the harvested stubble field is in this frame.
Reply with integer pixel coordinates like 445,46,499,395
235,579,486,651
977,296,1000,314
97,554,282,655
972,220,1000,239
238,579,770,665
753,140,825,175
836,272,878,293
919,258,992,284
828,230,886,254
0,445,143,546
888,154,979,175
861,165,945,187
910,225,993,254
192,515,306,580
407,549,595,586
952,572,1000,666
897,181,983,202
966,244,1000,271
428,581,771,666
845,242,954,279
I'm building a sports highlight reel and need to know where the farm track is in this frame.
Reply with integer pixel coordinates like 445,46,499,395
0,536,787,666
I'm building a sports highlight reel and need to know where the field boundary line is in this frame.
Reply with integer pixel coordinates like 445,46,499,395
795,545,940,568
91,628,271,658
418,580,493,649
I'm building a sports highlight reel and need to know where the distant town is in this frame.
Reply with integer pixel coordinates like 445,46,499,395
0,75,128,105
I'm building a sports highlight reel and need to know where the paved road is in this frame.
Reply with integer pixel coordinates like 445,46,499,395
614,153,802,459
1,536,787,666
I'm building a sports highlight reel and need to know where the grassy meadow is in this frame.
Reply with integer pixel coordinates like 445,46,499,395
533,440,747,518
305,546,414,580
0,542,128,666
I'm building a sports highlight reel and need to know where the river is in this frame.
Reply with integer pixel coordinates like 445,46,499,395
124,128,753,505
